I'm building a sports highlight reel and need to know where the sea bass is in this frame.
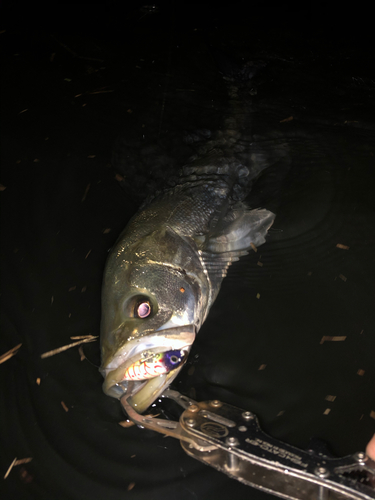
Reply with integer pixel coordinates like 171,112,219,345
100,146,275,413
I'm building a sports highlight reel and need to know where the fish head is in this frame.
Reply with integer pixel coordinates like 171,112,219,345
100,226,209,413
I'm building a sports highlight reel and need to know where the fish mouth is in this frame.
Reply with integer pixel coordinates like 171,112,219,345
100,325,195,413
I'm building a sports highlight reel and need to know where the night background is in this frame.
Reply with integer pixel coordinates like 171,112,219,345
1,2,375,499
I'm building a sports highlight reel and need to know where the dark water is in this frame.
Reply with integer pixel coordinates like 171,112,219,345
1,4,375,500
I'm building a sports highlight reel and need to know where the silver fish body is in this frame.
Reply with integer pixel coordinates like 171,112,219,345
100,149,275,413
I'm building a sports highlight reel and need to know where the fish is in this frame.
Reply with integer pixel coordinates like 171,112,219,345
100,143,276,413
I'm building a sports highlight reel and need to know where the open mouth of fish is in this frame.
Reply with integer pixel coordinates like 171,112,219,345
100,325,196,413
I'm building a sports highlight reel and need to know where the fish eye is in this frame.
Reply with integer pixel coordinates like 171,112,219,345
135,301,151,319
124,294,156,319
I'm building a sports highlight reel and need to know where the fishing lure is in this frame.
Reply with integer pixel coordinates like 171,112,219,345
123,350,186,381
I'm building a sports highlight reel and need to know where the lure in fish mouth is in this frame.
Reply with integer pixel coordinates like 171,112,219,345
100,320,196,413
100,149,276,413
123,349,187,381
102,343,190,411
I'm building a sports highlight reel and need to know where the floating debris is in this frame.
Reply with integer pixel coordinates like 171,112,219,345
250,242,257,252
258,364,267,370
323,408,331,415
103,228,111,234
61,401,69,412
78,345,85,361
36,378,41,385
257,261,263,267
357,369,365,376
320,336,346,344
0,343,22,364
280,116,293,123
325,395,336,402
339,274,347,282
14,458,33,466
40,336,98,358
85,249,92,259
70,335,95,340
89,89,114,95
81,183,91,202
3,457,32,479
127,482,136,491
336,243,349,250
115,173,124,182
256,293,261,299
4,457,17,479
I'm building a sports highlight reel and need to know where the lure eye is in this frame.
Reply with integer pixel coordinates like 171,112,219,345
170,355,180,364
136,301,151,319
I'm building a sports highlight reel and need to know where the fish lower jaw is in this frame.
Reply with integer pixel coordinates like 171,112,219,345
102,377,145,399
102,365,184,414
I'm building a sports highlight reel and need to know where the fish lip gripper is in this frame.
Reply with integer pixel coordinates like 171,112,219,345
121,389,375,500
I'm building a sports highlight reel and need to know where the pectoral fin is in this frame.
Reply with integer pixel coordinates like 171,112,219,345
205,207,275,253
198,207,275,280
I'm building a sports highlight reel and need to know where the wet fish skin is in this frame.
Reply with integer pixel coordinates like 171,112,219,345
100,148,275,412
